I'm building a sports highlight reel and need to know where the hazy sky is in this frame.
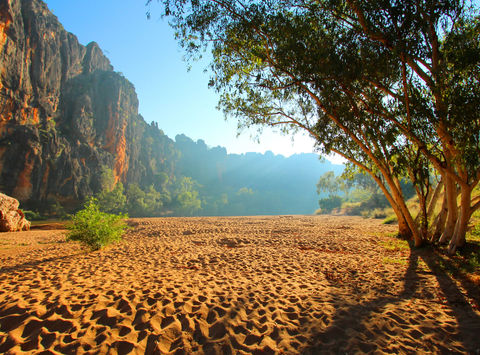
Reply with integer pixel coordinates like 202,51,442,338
43,0,323,158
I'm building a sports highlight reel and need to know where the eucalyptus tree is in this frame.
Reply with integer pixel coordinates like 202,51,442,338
153,0,480,252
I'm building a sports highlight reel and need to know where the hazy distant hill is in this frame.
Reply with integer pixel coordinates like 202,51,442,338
0,0,341,216
175,135,343,215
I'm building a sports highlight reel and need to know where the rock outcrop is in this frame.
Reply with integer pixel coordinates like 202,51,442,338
0,192,30,231
0,0,177,212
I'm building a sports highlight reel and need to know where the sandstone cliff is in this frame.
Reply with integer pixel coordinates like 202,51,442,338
0,0,176,212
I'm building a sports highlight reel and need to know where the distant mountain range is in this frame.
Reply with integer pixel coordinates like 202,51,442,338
0,0,342,216
175,135,343,215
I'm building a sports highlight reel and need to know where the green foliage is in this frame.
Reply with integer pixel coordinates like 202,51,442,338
97,182,167,218
125,183,147,216
380,238,410,252
316,171,339,197
340,201,362,216
348,189,373,203
318,195,343,214
96,183,127,214
22,210,46,221
362,208,387,219
155,172,170,192
359,193,390,211
99,166,116,192
143,185,166,216
73,135,341,218
93,173,201,218
316,169,392,217
174,177,202,216
67,198,128,250
464,251,480,273
468,209,480,243
383,214,398,225
48,199,67,219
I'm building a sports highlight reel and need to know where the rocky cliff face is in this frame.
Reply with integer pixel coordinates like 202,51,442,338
0,0,174,211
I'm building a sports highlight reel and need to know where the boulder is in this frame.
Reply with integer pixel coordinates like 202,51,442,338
0,193,30,232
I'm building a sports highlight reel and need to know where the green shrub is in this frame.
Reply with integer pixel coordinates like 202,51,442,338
318,195,343,214
96,183,127,214
341,201,363,216
371,208,387,219
360,210,370,218
22,210,46,221
67,198,128,250
383,214,398,224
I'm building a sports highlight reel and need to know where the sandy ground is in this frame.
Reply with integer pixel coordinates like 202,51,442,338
0,215,479,354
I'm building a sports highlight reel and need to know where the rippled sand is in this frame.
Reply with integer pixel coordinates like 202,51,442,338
0,215,479,354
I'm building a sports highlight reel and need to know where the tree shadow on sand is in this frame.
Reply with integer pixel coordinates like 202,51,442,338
303,243,480,354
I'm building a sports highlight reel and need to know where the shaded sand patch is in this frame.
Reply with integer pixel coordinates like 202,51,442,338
0,216,479,354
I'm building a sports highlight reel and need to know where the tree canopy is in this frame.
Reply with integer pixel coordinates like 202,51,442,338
154,0,480,253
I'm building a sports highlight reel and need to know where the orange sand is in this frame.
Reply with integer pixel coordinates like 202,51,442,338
0,215,479,354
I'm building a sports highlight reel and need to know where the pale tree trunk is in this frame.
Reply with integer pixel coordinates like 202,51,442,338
371,172,418,243
439,174,458,244
384,174,421,246
448,185,472,254
411,178,430,241
388,198,412,238
389,183,422,247
427,180,443,222
391,177,413,239
432,191,448,242
407,167,430,241
418,195,429,240
329,145,419,243
376,184,410,238
425,180,443,242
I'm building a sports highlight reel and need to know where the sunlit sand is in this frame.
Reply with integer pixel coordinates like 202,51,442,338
0,216,479,353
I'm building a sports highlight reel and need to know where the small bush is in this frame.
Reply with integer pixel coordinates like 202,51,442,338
67,198,128,250
371,208,387,219
383,214,398,225
318,195,343,214
22,210,46,221
341,202,363,216
360,210,370,218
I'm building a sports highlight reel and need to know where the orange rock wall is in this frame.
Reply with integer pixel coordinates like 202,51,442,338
104,102,129,185
0,0,173,211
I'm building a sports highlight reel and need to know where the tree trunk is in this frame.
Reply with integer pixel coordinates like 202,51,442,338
372,173,417,242
382,173,422,246
427,180,443,221
432,190,448,242
439,174,458,244
381,189,411,238
418,196,429,240
448,185,471,254
391,186,422,247
397,212,413,239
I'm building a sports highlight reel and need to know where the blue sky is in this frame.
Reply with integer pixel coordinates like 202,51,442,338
43,0,321,158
